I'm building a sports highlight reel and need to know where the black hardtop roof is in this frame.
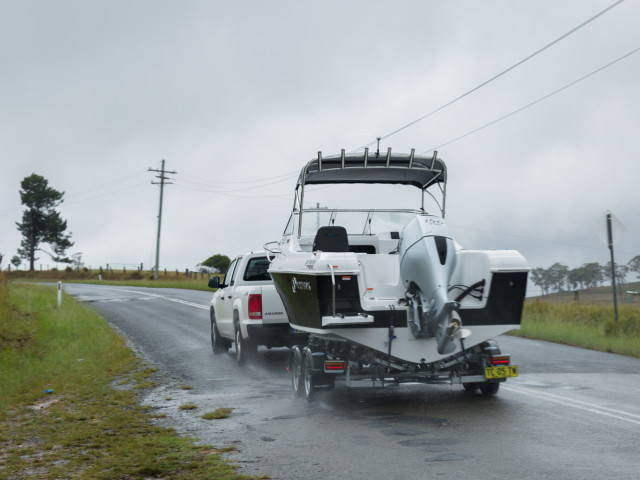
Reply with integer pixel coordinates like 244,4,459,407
297,149,446,190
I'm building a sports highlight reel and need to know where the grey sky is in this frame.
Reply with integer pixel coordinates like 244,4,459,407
1,0,638,287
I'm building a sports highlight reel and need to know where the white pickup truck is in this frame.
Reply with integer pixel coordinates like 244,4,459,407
207,251,304,364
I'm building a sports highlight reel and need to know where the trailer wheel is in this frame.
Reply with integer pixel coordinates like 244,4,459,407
463,382,479,392
303,350,317,402
480,381,500,396
290,346,304,397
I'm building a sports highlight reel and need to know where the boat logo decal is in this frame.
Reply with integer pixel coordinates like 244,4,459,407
291,277,312,293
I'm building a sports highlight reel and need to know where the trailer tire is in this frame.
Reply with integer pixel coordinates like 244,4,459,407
290,346,304,397
463,382,479,392
303,349,317,402
480,381,500,396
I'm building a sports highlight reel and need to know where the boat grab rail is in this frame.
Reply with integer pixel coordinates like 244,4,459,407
327,263,336,317
263,241,281,259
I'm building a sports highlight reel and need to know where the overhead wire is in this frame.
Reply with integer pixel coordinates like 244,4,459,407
1,166,151,217
65,167,149,199
420,45,640,154
353,0,626,151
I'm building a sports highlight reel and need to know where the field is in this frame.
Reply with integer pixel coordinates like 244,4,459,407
516,281,640,357
3,268,218,292
0,279,262,479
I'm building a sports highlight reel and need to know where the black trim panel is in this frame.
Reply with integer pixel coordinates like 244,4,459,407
460,271,528,326
270,272,407,329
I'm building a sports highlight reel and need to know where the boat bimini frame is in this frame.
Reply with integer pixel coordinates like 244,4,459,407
293,148,447,239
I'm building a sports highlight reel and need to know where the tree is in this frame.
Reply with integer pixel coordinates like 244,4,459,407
629,255,640,280
11,255,21,269
581,262,604,289
15,173,73,270
199,254,231,273
568,267,585,291
530,267,551,296
547,262,569,293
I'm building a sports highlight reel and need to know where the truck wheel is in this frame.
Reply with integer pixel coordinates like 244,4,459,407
210,312,228,355
480,381,500,396
235,327,256,365
290,346,304,397
303,350,317,402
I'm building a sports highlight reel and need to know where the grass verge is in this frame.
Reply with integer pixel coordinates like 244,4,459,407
0,280,264,479
3,270,218,292
512,299,640,357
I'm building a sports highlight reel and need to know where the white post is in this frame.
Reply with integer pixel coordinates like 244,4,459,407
57,281,62,308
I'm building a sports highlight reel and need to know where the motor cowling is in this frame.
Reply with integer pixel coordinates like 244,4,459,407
399,214,463,354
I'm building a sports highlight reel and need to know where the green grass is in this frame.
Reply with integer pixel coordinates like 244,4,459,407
513,299,640,357
0,280,264,479
202,408,233,420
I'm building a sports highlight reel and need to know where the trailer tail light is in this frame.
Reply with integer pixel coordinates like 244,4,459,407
248,294,262,319
324,360,347,373
489,355,511,366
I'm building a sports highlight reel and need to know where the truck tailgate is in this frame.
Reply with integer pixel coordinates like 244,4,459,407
260,286,288,325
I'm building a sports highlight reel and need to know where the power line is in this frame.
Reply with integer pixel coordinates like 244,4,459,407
65,167,149,199
180,169,298,186
421,45,640,153
353,0,626,151
175,173,298,194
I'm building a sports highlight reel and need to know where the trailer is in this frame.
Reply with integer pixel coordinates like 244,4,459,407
289,336,517,401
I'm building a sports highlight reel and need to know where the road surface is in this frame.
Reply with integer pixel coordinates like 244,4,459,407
64,283,640,480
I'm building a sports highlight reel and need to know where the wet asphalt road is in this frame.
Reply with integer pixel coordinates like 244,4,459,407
64,283,640,480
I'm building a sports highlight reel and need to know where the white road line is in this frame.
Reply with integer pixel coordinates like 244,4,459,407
503,384,640,426
113,288,209,310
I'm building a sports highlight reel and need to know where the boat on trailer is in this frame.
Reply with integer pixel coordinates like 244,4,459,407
267,148,529,400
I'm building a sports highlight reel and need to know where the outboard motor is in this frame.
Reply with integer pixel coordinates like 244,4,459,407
399,214,468,354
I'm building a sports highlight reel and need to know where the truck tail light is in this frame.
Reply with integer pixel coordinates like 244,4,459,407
248,294,262,319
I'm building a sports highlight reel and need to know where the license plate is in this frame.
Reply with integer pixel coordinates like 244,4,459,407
485,365,518,379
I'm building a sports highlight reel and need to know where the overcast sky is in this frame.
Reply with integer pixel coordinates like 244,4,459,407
1,0,638,288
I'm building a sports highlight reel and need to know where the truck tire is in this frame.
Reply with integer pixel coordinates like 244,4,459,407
210,311,229,355
235,327,256,365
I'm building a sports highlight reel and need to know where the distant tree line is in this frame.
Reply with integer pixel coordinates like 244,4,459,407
530,255,640,296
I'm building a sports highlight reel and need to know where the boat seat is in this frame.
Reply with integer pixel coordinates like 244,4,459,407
313,226,349,252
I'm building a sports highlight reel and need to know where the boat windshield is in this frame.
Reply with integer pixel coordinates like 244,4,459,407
283,209,421,237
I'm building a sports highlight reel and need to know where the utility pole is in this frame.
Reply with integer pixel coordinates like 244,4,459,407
149,160,176,280
607,212,619,322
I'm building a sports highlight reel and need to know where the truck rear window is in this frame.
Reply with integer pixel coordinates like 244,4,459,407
243,257,271,281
